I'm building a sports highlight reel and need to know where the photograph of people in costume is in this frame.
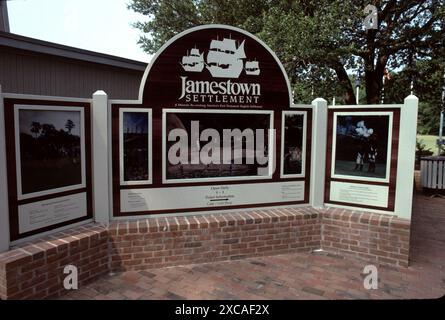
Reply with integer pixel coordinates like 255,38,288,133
333,114,391,180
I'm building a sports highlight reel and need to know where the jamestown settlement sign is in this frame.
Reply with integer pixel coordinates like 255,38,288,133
0,23,420,300
141,25,291,109
0,24,417,248
111,25,310,217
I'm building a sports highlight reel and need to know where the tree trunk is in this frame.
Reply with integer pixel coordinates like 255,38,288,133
331,61,356,104
364,55,387,104
365,70,381,104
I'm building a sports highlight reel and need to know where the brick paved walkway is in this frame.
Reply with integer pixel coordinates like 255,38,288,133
60,192,445,300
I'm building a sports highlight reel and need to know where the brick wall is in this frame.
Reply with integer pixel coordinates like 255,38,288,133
0,206,411,300
0,225,108,300
108,208,321,271
321,208,411,267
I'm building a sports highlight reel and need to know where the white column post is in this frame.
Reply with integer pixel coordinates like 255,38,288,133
394,95,418,219
0,85,10,252
92,90,110,224
310,98,328,208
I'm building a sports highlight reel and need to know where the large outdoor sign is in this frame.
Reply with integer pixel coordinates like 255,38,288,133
0,24,418,248
3,98,93,240
111,25,312,216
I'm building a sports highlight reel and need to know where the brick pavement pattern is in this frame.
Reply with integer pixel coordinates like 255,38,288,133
60,193,445,300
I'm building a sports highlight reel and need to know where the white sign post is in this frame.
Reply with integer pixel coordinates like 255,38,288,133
310,98,328,208
394,95,418,219
92,90,110,224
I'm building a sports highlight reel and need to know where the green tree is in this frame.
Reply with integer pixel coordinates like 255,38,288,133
129,0,270,54
385,53,445,135
129,0,444,104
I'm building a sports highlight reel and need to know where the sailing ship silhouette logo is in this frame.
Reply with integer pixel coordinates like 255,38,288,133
181,48,205,72
180,37,260,78
245,60,260,75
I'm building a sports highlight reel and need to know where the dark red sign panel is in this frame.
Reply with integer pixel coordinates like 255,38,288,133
141,26,291,111
112,25,311,217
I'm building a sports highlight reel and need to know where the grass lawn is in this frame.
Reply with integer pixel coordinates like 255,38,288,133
334,160,387,179
417,134,440,155
21,158,82,194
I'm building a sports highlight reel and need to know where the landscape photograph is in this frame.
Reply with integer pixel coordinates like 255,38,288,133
122,111,149,182
166,112,271,180
282,113,305,175
17,108,83,195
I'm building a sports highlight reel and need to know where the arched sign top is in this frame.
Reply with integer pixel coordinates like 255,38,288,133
138,24,292,110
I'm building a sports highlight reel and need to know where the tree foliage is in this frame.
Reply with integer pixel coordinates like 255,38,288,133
129,0,444,105
385,54,445,135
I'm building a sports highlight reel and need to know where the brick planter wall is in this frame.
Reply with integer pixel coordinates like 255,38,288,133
0,225,109,300
321,208,411,267
108,208,321,271
0,206,411,300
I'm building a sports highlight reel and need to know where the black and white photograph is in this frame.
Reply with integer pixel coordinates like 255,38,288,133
122,111,150,182
16,107,84,196
332,113,392,181
165,111,272,181
282,112,305,176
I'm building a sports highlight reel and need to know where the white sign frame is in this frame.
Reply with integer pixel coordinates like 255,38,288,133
14,104,86,200
162,108,275,184
330,111,393,183
280,110,307,178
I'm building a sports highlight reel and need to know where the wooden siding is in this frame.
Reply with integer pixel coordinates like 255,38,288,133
0,46,144,99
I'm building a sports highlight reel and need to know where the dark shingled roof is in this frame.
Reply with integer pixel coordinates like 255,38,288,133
0,31,148,71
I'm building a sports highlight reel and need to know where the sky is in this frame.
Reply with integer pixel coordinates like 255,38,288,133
124,112,148,134
20,110,81,137
7,0,153,63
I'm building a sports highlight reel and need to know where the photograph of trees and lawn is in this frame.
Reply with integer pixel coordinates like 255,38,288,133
18,108,83,195
283,113,304,175
122,111,149,182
